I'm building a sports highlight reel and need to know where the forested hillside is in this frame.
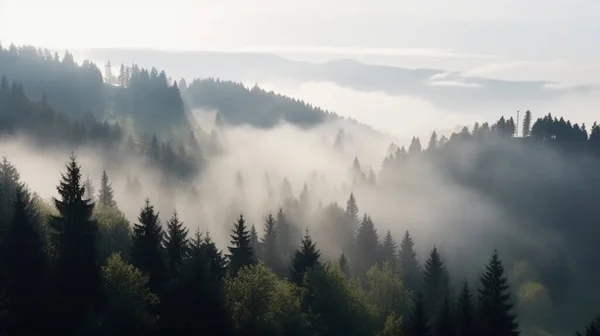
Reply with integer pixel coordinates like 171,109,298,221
2,41,600,336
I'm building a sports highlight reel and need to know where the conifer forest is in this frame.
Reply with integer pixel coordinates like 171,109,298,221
1,43,600,336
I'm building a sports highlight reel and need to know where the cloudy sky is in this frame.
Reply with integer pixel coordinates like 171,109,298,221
1,0,599,83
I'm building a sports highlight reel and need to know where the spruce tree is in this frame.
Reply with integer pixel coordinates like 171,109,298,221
227,214,255,277
422,246,448,321
345,192,360,228
198,231,228,281
354,214,379,280
435,295,455,336
381,230,398,272
0,187,47,333
522,111,532,138
49,155,101,330
577,315,600,336
400,231,421,293
477,250,519,336
261,213,283,276
130,199,166,294
405,292,430,336
0,157,23,232
339,253,350,277
455,281,476,336
98,170,116,208
290,228,321,285
83,175,95,202
250,223,260,259
276,208,292,257
163,210,189,279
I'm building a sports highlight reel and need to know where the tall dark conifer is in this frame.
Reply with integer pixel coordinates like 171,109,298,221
276,208,293,257
354,214,379,280
405,292,430,336
261,213,283,276
130,199,166,294
98,170,116,208
163,210,189,279
455,281,476,336
250,223,260,259
400,231,421,294
227,214,255,277
381,230,398,272
0,187,47,334
290,228,321,285
422,246,448,321
0,157,22,232
577,315,600,336
477,250,519,336
49,155,101,331
435,295,455,336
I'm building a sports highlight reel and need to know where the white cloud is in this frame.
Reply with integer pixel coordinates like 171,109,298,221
428,80,482,88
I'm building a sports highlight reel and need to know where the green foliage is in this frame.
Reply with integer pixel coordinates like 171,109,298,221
261,213,284,276
405,292,430,336
353,214,379,281
422,245,448,321
98,253,159,334
377,313,404,336
381,230,398,272
94,204,131,263
98,170,116,208
163,210,189,279
366,262,411,324
226,263,310,336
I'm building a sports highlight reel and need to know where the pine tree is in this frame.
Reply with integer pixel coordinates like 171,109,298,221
405,292,430,336
339,253,350,277
227,214,255,277
381,230,398,272
250,223,260,259
577,315,600,336
354,214,379,280
400,231,421,294
478,250,519,336
49,155,101,330
198,231,228,281
83,175,95,202
435,295,455,336
0,157,23,232
130,199,166,294
345,192,360,231
261,213,283,275
290,228,321,285
276,208,292,256
0,187,47,333
163,210,189,279
98,170,116,208
422,246,448,321
455,281,476,336
522,111,532,137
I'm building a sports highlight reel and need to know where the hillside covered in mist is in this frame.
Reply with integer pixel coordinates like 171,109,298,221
2,42,600,336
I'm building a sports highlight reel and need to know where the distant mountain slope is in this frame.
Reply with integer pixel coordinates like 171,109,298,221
85,48,595,111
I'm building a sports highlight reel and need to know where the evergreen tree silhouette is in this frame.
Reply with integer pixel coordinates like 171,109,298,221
400,231,421,294
339,253,350,277
405,292,430,336
455,281,476,336
381,230,398,272
130,199,166,294
291,228,321,285
422,246,448,321
98,170,116,208
477,250,519,336
354,214,379,280
0,187,47,334
0,157,23,232
276,208,293,257
577,315,600,336
522,111,532,138
261,213,283,276
435,295,455,336
83,175,95,202
227,214,255,277
163,210,189,279
250,223,260,259
49,155,101,332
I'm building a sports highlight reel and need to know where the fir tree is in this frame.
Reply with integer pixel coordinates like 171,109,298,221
381,230,398,272
455,281,476,336
422,246,448,321
250,223,260,259
130,199,166,294
400,231,421,293
478,250,519,336
290,228,321,285
339,253,350,277
98,170,116,208
227,214,255,277
435,295,455,336
163,210,189,279
522,111,532,137
261,213,283,276
405,292,430,336
276,208,292,256
49,155,101,330
345,192,360,227
0,187,47,333
83,175,95,202
198,231,228,281
0,157,23,231
354,214,379,280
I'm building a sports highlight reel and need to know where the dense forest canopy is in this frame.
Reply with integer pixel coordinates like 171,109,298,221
1,41,600,335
